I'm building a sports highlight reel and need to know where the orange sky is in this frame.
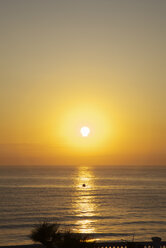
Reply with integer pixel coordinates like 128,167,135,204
0,0,165,166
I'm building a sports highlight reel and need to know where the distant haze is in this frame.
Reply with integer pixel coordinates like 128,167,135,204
0,0,165,166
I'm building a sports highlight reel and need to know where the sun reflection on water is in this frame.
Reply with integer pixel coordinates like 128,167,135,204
73,167,96,234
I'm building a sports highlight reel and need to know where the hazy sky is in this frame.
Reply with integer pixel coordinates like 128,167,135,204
0,0,165,166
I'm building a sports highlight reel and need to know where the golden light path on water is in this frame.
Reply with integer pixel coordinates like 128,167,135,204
73,167,96,235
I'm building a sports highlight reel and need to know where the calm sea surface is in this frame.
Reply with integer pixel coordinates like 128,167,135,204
0,165,166,245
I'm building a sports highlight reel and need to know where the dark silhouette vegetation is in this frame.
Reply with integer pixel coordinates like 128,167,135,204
30,222,165,248
30,222,60,248
30,222,94,248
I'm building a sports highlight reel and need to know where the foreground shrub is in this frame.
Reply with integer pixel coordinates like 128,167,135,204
30,222,95,248
59,231,95,248
30,222,60,248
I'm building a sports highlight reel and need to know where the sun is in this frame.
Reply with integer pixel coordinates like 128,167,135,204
58,104,112,151
80,126,90,137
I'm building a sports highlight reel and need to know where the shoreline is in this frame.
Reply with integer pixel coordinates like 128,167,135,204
0,245,42,248
1,239,166,248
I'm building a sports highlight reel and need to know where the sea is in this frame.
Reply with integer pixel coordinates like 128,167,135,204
0,165,166,246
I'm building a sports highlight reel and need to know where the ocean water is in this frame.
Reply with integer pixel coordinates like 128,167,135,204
0,165,166,245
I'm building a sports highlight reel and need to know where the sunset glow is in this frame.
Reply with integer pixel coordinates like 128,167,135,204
0,2,166,247
0,0,165,166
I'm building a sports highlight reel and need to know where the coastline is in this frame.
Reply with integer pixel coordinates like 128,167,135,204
1,239,166,248
0,245,42,248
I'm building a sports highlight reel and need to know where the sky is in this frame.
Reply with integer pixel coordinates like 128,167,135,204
0,0,165,166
